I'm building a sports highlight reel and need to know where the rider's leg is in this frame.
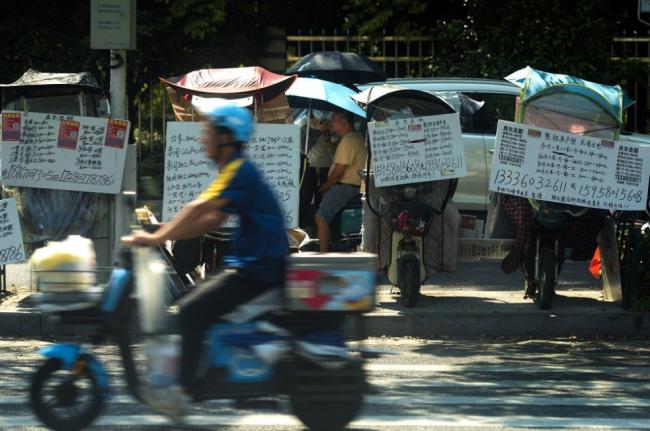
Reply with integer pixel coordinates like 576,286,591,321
176,270,268,392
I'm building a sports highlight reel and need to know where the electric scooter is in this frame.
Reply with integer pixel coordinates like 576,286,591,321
29,242,375,431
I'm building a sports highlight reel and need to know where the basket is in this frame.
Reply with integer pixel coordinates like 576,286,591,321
32,268,114,313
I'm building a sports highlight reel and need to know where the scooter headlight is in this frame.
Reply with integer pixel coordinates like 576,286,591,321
402,186,417,200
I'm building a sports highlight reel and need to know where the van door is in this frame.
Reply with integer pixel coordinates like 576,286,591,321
460,92,518,213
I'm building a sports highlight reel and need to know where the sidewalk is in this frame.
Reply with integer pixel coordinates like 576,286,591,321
0,259,647,338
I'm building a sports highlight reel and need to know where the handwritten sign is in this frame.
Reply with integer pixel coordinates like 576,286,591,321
162,122,217,221
0,198,26,264
162,122,300,227
490,120,650,211
368,113,466,187
0,111,130,194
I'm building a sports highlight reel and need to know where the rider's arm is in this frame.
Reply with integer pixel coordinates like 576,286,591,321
128,197,229,246
320,163,347,193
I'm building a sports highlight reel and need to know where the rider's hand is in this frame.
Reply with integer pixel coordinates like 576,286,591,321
121,230,164,247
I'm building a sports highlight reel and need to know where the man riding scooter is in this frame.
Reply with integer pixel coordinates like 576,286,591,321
124,104,288,417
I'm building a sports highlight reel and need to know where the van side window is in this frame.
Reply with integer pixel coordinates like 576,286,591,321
462,93,517,134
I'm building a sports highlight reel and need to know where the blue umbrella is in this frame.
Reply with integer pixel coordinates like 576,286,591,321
286,77,366,118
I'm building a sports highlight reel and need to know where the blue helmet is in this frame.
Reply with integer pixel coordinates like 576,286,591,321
206,104,254,143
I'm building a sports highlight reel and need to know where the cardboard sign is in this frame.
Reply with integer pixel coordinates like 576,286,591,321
368,113,466,187
0,198,26,264
489,120,650,211
0,111,130,194
162,122,300,227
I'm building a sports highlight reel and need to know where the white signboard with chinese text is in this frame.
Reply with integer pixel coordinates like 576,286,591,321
90,0,136,50
0,198,26,265
368,113,466,188
162,122,217,223
489,120,650,211
1,111,130,194
162,122,300,227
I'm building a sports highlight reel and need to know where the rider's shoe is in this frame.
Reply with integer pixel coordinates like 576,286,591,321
140,384,190,424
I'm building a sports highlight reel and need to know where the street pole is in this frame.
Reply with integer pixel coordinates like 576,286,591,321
110,49,137,262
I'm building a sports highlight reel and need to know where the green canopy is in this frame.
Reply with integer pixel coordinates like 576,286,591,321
505,66,634,126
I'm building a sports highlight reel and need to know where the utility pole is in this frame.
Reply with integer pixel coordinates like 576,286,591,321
110,49,137,260
91,0,137,264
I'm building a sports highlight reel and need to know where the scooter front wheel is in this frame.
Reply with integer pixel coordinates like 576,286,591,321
30,356,104,431
536,248,556,310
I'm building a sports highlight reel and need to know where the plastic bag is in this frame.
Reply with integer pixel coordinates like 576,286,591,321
144,335,181,388
30,235,96,291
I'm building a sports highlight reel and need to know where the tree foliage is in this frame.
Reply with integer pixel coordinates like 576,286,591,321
1,0,648,104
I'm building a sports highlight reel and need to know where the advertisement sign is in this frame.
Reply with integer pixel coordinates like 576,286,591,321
0,198,26,265
1,111,130,194
2,112,21,141
368,113,466,187
489,120,650,211
163,122,300,227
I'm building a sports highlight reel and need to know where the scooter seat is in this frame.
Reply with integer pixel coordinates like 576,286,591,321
220,288,283,324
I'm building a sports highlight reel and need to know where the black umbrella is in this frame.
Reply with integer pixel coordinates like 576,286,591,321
286,51,387,85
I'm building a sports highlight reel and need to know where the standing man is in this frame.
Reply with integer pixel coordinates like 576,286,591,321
315,110,367,252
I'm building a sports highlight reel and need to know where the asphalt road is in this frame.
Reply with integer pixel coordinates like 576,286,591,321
0,336,649,430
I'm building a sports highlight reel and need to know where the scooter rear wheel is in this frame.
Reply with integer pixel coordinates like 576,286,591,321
290,355,365,431
30,356,104,431
399,259,421,308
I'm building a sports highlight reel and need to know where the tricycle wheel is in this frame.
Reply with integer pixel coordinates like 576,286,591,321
290,355,365,431
30,356,104,431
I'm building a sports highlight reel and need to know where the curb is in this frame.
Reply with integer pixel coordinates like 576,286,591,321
345,311,649,338
2,307,648,338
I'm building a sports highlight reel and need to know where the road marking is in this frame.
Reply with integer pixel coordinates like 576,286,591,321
5,413,650,428
5,362,650,376
12,393,650,408
366,363,650,373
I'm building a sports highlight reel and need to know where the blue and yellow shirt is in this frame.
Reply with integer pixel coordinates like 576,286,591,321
199,154,287,286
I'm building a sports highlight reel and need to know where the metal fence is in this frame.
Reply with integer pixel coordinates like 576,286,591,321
611,34,650,133
134,32,650,179
287,31,436,78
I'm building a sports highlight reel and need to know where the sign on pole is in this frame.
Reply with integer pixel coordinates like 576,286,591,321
489,120,650,211
368,113,466,188
162,122,300,227
0,111,130,194
90,0,137,50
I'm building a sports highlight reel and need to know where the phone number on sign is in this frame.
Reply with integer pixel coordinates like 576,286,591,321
0,245,23,264
492,169,643,203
